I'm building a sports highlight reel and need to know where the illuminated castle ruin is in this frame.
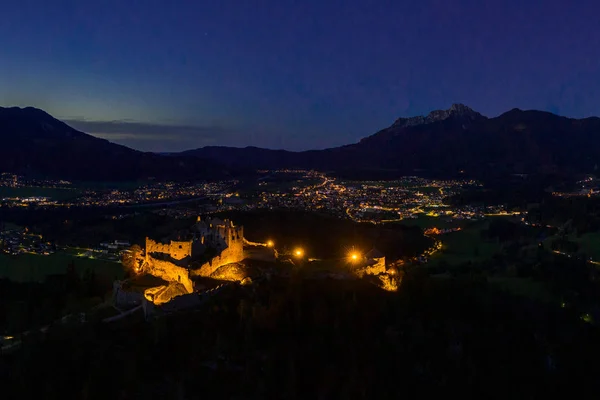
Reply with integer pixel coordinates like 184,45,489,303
141,217,245,303
353,248,400,292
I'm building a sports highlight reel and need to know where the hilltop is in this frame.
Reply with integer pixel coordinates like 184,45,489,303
4,104,600,182
183,104,600,179
0,107,233,182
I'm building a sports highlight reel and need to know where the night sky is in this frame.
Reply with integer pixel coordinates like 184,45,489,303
1,0,599,152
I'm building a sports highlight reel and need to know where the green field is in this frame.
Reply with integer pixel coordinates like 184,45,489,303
488,277,554,303
2,222,24,231
0,252,124,282
428,220,501,266
574,232,600,260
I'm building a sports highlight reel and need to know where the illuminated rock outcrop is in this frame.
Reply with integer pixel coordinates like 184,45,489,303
378,271,402,292
144,282,189,305
209,262,254,282
354,248,386,278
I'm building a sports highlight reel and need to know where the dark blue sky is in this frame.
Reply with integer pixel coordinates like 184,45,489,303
1,0,599,152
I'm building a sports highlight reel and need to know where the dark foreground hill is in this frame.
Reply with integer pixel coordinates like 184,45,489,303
0,107,233,181
2,272,600,398
183,104,600,178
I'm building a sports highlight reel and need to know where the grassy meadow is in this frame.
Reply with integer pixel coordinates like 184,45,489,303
0,252,124,282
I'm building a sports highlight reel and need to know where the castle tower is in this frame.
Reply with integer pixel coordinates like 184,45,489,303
169,240,193,262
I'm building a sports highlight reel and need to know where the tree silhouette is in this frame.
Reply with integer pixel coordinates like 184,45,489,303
65,260,80,293
122,244,142,276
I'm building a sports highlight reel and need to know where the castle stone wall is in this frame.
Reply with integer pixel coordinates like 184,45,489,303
227,227,244,260
365,258,386,276
169,240,193,261
142,218,246,302
145,258,194,293
146,237,195,266
146,238,171,257
112,281,144,309
354,257,386,278
190,243,245,278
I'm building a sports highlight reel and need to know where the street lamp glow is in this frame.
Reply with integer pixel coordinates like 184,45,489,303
267,240,274,248
294,248,304,258
349,251,361,262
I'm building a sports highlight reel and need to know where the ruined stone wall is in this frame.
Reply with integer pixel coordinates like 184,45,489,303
378,273,399,292
146,237,195,266
145,238,170,258
191,223,245,277
169,240,193,261
112,281,144,308
227,226,244,259
145,257,194,293
144,219,246,286
211,221,242,245
190,242,245,278
215,225,227,242
364,258,386,276
354,257,386,278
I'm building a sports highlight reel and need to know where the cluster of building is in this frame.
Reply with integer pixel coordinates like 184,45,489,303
424,227,462,235
552,176,600,198
0,196,59,207
552,190,599,198
0,173,73,207
99,240,131,251
0,173,71,188
0,177,238,209
416,239,443,263
214,170,519,225
0,169,521,226
72,180,236,207
0,228,55,256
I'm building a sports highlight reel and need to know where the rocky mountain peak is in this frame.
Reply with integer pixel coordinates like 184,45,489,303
392,103,486,128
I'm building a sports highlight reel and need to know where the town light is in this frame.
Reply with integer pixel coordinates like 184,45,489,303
267,240,274,248
294,248,304,258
